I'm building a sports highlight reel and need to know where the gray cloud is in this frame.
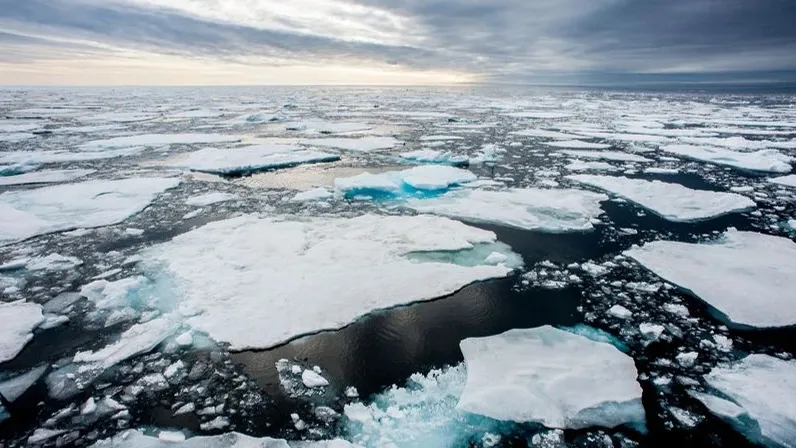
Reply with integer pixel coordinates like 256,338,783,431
0,0,794,82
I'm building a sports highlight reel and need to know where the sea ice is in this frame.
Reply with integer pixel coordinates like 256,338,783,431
695,354,796,447
407,188,607,232
0,365,47,402
285,120,371,134
91,430,354,447
399,149,469,166
457,326,645,430
662,145,793,173
0,178,180,244
625,230,796,328
72,317,178,368
304,136,401,152
546,140,612,150
770,175,796,188
334,166,476,197
25,253,83,271
567,175,755,221
510,129,578,139
291,188,334,202
0,169,95,186
644,167,679,175
0,301,44,362
170,145,340,175
80,276,149,310
140,214,516,350
301,370,329,388
558,150,652,163
565,161,618,172
185,192,238,207
81,133,241,150
0,147,145,165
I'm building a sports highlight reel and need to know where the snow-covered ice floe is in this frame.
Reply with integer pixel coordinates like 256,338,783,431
769,174,796,188
0,169,95,186
0,178,180,244
457,326,645,430
169,144,340,175
407,188,608,232
301,136,401,152
692,354,796,448
140,214,519,350
661,145,794,173
80,133,242,150
567,175,756,222
285,120,372,134
184,192,238,207
399,149,469,166
625,230,796,328
0,301,44,362
0,148,145,166
546,140,611,150
558,150,652,163
334,165,476,198
91,429,355,447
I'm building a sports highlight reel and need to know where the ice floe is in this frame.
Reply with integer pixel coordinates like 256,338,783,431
185,192,238,207
0,169,95,186
303,137,401,152
0,301,44,362
565,161,618,172
0,177,180,244
334,166,476,198
546,140,612,150
81,134,242,150
567,175,756,221
694,354,796,447
286,121,372,134
558,150,652,163
141,214,517,350
457,326,645,430
662,145,793,173
91,429,354,447
399,149,469,166
625,230,796,328
0,365,48,402
770,174,796,188
291,188,334,202
72,317,178,368
0,148,145,165
510,129,578,139
169,145,339,175
407,188,608,232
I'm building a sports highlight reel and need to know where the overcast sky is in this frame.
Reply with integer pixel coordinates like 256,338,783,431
0,0,794,85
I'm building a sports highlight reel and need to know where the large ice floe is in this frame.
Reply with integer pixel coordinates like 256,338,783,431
80,133,242,149
92,429,355,447
770,174,796,188
661,145,793,173
0,178,179,244
407,188,608,232
0,169,95,186
457,326,645,430
168,145,340,175
558,150,652,163
140,214,519,350
0,148,145,166
692,354,796,448
334,165,476,198
567,175,756,221
625,230,796,328
0,301,44,362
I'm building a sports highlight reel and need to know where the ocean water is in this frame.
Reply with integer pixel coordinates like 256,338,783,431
0,85,795,447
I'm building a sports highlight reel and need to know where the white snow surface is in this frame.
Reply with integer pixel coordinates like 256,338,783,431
457,326,645,429
699,354,796,448
0,177,180,244
170,145,339,174
662,145,794,173
770,175,796,188
0,169,95,186
185,192,238,207
407,188,608,232
335,166,476,194
567,175,755,221
303,136,401,152
558,150,652,162
625,230,796,328
81,133,241,149
0,301,44,363
141,214,516,350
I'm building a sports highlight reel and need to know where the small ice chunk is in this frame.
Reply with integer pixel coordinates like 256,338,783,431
345,386,359,398
185,192,237,207
175,331,193,346
302,369,330,388
200,416,230,431
626,230,796,328
676,352,698,367
73,317,178,368
400,149,469,166
158,431,186,442
639,323,665,341
484,252,508,265
25,253,83,271
559,150,651,162
28,428,67,444
80,276,148,310
0,365,47,402
164,360,185,379
546,140,611,150
0,301,44,362
457,326,645,429
291,188,334,202
608,305,633,319
81,397,97,415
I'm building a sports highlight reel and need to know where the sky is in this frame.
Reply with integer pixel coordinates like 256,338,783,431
0,0,794,86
